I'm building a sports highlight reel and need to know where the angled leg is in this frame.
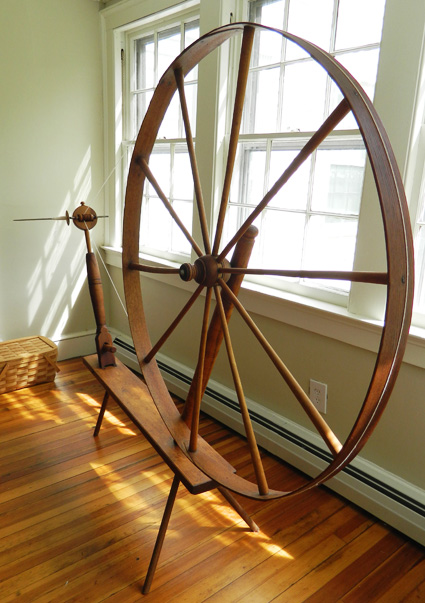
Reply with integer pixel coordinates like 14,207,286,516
93,391,109,437
142,476,181,595
218,486,259,533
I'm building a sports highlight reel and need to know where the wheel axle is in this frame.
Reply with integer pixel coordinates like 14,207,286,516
179,255,231,286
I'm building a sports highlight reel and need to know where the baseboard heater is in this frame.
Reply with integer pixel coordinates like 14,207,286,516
113,336,425,538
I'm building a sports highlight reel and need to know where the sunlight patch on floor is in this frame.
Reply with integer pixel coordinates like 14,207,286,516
76,392,138,436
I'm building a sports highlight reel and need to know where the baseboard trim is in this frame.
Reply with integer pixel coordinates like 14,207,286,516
53,331,97,361
111,333,425,546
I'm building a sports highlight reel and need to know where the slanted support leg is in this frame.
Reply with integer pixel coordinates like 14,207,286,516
218,486,260,532
94,391,109,437
142,475,181,595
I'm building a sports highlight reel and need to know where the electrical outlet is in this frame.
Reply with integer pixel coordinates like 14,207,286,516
309,379,327,413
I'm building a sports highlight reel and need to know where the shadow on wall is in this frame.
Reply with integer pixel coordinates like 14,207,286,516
3,146,100,350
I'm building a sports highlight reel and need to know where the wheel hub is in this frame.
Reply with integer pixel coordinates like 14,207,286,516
179,255,231,287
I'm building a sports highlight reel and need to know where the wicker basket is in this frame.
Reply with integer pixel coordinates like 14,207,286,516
0,336,59,394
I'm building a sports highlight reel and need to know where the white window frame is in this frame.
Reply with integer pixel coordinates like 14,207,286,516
123,12,200,264
100,0,425,370
226,0,385,309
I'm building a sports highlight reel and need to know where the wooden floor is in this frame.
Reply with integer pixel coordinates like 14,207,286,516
1,358,425,602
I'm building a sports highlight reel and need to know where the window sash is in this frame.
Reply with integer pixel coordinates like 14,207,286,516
231,0,385,301
122,13,200,262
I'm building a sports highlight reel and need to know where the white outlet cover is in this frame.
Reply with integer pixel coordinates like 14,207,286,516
309,379,327,413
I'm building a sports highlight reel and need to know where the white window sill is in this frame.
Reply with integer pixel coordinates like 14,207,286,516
103,245,425,370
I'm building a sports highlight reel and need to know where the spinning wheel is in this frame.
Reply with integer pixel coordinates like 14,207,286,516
122,23,413,500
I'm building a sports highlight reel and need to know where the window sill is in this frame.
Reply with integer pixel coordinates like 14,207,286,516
103,245,425,370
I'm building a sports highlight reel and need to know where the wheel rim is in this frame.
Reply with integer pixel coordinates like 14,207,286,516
122,23,413,499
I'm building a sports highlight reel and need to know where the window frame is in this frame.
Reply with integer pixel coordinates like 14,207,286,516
100,0,425,368
121,7,200,264
227,0,385,306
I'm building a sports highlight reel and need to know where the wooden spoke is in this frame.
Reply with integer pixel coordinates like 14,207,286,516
138,157,203,257
189,286,213,452
144,283,205,364
214,285,269,495
217,98,351,262
174,67,211,255
220,279,342,456
128,262,181,275
219,267,389,285
212,25,255,256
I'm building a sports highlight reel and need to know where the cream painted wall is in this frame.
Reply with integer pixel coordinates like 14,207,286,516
0,0,105,357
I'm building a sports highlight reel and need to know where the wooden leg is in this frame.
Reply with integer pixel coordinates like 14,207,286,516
218,486,260,532
93,391,109,437
142,475,181,595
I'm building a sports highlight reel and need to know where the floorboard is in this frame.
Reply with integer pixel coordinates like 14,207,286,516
0,357,424,602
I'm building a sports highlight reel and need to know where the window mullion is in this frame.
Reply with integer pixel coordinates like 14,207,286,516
300,149,317,272
329,0,339,53
154,30,159,86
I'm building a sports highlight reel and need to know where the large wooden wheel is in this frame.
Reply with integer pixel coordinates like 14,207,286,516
122,23,413,500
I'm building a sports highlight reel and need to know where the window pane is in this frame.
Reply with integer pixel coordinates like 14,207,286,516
184,20,199,47
262,209,305,270
183,81,197,135
249,0,285,28
140,199,172,252
171,200,192,254
232,144,267,206
328,47,380,125
158,92,181,139
148,147,171,198
327,77,358,130
135,90,153,137
311,149,366,214
252,29,283,68
126,14,198,262
230,144,244,208
184,20,199,81
337,48,380,100
335,0,385,50
222,205,262,263
222,205,243,257
158,26,181,77
173,148,193,200
303,215,358,289
243,67,280,133
281,60,327,131
135,35,155,90
286,0,333,61
245,147,267,205
268,147,310,210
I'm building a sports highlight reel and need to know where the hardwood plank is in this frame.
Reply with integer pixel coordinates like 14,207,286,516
402,575,425,602
177,501,348,602
0,358,423,602
341,541,425,602
302,530,405,602
374,557,425,602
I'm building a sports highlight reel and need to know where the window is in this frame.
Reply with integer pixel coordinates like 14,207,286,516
122,12,200,262
104,0,425,333
223,0,386,303
117,0,386,290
